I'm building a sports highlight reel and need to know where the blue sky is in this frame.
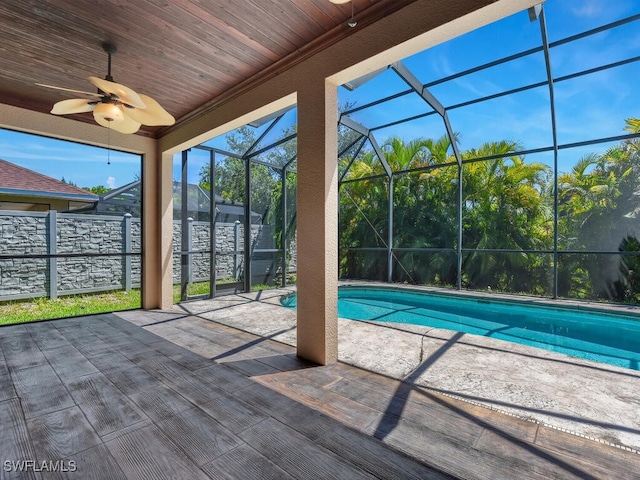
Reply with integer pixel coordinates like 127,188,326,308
338,0,640,172
1,0,639,190
0,128,141,190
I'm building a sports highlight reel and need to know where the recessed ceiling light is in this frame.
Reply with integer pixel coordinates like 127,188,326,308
329,0,351,4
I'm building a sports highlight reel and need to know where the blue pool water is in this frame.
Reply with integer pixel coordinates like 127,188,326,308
281,286,640,371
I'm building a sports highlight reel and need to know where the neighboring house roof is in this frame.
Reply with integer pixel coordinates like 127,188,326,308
0,158,97,201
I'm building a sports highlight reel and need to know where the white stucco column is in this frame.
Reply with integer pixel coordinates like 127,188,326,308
295,81,339,365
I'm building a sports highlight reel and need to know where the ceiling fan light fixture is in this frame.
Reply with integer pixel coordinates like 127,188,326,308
39,42,174,133
93,102,124,123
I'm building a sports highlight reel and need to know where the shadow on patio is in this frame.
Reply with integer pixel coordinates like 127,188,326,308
1,305,639,479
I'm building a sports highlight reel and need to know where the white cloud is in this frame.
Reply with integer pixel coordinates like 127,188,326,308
570,0,603,17
107,176,116,189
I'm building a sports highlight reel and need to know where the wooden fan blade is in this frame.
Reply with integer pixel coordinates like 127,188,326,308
125,94,175,126
51,98,97,115
88,76,147,109
36,83,102,98
93,106,141,134
110,116,141,134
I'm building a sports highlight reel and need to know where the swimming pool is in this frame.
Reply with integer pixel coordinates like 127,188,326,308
281,286,640,371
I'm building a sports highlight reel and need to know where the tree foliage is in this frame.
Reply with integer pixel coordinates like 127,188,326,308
556,119,640,301
83,185,110,195
196,113,640,303
340,119,640,303
198,126,283,218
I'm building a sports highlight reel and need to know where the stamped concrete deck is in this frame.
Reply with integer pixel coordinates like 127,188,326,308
0,291,639,479
1,312,454,480
176,286,640,454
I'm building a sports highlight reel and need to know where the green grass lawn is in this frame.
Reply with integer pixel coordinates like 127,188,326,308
0,280,289,327
0,290,142,326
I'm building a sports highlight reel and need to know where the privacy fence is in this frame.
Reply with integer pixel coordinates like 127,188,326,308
172,219,297,286
0,211,296,302
0,211,141,301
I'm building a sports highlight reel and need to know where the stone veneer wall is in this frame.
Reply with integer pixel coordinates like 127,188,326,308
172,220,297,284
0,211,141,300
0,211,297,301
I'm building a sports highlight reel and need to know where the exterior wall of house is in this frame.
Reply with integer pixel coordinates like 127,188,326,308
0,194,92,212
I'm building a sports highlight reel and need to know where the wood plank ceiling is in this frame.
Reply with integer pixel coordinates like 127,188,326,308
0,0,413,137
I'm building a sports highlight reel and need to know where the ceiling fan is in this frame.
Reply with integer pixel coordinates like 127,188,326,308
37,43,175,134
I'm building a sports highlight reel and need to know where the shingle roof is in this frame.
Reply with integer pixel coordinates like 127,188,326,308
0,158,97,200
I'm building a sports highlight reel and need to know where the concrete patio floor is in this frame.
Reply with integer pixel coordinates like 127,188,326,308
175,285,640,454
1,312,455,480
1,298,639,479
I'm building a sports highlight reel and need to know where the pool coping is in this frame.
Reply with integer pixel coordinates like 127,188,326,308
340,280,640,318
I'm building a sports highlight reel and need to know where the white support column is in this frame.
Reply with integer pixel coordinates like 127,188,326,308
296,81,339,365
143,149,174,310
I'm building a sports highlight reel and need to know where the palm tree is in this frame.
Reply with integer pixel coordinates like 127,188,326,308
557,119,640,299
384,135,459,285
338,145,389,279
461,141,551,293
339,135,461,284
